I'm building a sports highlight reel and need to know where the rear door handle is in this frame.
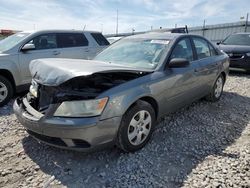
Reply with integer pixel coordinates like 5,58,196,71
53,51,60,55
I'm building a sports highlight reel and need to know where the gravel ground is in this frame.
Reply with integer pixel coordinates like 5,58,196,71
0,72,249,188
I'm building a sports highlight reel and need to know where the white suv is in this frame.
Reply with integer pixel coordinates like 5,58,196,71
0,30,109,106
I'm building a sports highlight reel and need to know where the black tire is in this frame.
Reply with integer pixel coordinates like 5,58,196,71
205,74,225,102
0,75,14,107
117,100,156,152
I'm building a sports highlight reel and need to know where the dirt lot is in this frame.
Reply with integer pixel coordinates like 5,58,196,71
0,72,249,188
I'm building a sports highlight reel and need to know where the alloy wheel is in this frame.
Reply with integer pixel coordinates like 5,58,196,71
0,82,8,103
214,77,223,98
127,110,152,146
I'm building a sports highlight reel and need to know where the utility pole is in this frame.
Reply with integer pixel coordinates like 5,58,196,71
245,12,249,32
202,19,206,37
116,9,118,36
100,24,103,33
132,28,135,35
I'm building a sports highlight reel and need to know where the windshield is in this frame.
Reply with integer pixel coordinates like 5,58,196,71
0,32,30,52
94,38,169,70
222,34,250,46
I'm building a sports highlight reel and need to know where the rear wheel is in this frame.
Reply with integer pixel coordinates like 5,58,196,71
0,76,13,107
206,74,225,102
117,100,156,152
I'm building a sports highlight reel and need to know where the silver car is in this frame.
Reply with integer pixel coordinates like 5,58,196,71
0,30,109,106
14,33,229,152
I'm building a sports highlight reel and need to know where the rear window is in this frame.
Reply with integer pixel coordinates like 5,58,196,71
193,37,211,59
91,33,109,46
57,33,88,48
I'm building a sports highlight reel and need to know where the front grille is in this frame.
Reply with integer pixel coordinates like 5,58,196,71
27,130,92,149
27,130,67,147
72,139,91,148
227,53,244,59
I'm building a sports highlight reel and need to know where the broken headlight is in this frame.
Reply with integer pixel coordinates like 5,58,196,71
54,97,108,117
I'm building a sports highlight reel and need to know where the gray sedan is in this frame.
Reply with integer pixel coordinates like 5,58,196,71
14,33,229,152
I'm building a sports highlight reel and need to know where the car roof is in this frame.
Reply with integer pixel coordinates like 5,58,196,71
125,32,186,40
231,32,250,35
19,29,101,34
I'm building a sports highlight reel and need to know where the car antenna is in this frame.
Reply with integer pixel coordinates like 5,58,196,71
185,25,189,33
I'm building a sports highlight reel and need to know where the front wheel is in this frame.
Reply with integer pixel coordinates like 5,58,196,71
206,74,225,102
117,100,156,152
0,76,13,107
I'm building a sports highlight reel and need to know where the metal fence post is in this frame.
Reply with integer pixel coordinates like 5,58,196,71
245,13,249,32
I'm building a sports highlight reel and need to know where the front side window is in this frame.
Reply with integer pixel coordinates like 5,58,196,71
193,37,211,59
94,38,169,70
57,33,88,48
91,33,109,46
170,38,194,61
222,34,250,46
26,34,57,50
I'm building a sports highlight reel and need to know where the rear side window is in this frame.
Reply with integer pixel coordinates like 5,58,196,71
208,43,218,56
193,37,211,59
170,38,194,61
91,33,109,46
57,33,88,48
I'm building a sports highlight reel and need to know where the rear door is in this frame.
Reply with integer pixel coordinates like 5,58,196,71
191,37,220,94
57,33,90,59
86,32,110,58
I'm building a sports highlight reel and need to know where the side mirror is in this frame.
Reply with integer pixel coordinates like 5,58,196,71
216,41,221,45
21,44,35,51
168,58,190,68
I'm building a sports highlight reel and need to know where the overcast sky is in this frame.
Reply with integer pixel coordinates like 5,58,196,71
0,0,249,34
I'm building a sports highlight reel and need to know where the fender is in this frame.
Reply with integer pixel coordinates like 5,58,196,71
100,73,160,120
0,56,22,86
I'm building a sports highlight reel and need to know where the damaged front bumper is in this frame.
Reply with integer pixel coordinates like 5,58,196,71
13,97,122,151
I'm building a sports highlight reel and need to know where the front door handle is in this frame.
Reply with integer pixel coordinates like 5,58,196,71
53,51,60,55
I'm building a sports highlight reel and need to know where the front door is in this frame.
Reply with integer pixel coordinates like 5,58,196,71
159,37,204,114
18,33,59,84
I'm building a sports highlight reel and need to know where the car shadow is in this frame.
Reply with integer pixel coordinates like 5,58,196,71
229,69,250,76
21,90,250,187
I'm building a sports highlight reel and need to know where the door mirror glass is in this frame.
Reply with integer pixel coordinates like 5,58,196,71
169,58,190,68
21,44,35,51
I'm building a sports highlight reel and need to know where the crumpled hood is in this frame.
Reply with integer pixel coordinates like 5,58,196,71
218,44,250,53
30,58,152,86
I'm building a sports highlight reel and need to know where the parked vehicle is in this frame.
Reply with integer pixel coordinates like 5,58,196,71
217,33,250,71
14,33,229,152
106,36,123,44
0,30,109,106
